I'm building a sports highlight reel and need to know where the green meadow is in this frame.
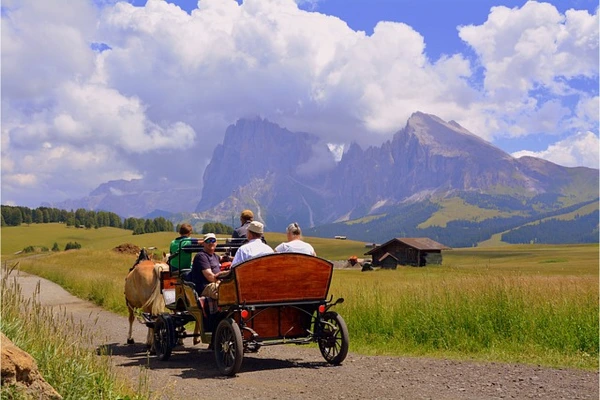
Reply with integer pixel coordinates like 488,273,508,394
2,223,598,371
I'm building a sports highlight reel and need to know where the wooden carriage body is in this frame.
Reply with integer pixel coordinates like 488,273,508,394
218,253,334,340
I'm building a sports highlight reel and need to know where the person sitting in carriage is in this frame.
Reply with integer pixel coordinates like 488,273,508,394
231,221,274,267
274,222,316,256
232,209,254,239
189,233,227,300
169,223,201,273
231,209,268,245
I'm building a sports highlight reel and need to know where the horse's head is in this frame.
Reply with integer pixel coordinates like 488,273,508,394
163,252,170,263
136,248,151,264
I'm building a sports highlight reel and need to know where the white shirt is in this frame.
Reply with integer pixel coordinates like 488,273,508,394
274,240,316,256
231,238,274,266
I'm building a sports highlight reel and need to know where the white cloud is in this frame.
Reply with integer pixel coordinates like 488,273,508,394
1,0,98,99
54,81,196,152
512,131,599,168
327,143,345,162
457,2,599,139
459,2,598,95
296,144,336,176
3,173,38,188
1,0,598,208
572,95,600,131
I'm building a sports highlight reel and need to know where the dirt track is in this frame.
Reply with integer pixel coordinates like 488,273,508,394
11,270,599,400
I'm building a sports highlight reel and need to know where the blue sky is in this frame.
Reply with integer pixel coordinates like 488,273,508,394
2,0,598,209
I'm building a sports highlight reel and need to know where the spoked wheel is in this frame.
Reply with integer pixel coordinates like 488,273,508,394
318,311,349,365
153,314,175,361
214,318,244,376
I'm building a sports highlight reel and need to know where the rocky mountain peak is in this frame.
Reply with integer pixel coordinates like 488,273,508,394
402,112,508,160
196,117,333,211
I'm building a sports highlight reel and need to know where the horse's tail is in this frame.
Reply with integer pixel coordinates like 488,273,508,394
141,263,166,315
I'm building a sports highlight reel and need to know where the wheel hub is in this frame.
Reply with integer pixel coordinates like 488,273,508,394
221,341,231,353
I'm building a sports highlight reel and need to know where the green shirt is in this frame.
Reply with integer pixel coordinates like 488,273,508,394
169,236,198,271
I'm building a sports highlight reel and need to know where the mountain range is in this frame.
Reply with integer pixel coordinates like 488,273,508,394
50,112,599,247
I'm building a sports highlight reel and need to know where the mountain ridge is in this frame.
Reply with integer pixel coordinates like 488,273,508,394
47,112,598,245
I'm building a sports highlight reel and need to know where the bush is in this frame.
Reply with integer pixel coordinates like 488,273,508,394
52,242,60,252
64,242,81,251
22,246,49,253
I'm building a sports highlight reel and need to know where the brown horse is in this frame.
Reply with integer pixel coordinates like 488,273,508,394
124,251,168,348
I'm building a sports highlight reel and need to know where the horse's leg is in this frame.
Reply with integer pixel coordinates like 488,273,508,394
127,305,135,345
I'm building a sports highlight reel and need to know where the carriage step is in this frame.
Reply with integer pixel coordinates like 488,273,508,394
141,313,155,326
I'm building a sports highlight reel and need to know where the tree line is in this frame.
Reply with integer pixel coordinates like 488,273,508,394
200,222,233,235
501,211,599,244
1,205,174,235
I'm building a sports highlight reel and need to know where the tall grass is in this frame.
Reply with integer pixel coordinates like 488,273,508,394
332,270,598,369
0,264,151,400
4,224,598,371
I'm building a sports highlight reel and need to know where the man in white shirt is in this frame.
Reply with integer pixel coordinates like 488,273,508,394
231,221,274,266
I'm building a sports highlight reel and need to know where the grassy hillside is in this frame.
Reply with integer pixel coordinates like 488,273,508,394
418,197,519,228
306,195,599,247
1,224,174,258
1,223,368,262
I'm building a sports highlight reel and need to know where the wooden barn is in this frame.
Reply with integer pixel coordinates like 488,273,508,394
364,238,450,268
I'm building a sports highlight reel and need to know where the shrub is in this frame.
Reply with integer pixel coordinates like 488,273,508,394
22,246,49,253
64,242,81,251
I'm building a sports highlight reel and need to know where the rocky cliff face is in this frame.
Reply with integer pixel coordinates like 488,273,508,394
195,113,598,231
325,112,540,217
194,117,335,228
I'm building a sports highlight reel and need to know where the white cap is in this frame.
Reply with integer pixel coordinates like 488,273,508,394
247,221,264,234
203,233,216,241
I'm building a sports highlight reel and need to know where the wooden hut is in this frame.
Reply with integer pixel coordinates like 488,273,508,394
377,252,399,270
364,238,450,268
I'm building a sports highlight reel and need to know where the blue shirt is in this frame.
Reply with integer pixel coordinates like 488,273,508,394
189,251,221,293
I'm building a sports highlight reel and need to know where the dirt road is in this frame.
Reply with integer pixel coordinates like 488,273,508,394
12,270,599,400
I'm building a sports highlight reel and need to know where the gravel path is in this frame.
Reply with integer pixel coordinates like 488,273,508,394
11,270,599,400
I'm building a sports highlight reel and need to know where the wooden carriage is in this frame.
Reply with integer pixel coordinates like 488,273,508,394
151,249,349,376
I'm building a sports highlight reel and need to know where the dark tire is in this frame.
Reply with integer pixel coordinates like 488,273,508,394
154,314,175,361
318,311,349,365
214,318,244,376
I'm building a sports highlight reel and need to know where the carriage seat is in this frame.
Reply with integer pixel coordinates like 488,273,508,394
178,268,191,280
180,279,218,317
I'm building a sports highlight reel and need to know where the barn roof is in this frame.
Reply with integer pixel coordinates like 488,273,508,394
397,238,450,250
378,252,399,262
364,237,450,255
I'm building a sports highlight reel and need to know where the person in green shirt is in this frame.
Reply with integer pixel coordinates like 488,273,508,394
169,223,201,273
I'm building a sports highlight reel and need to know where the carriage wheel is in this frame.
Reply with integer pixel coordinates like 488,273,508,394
318,311,349,365
154,314,174,361
214,318,244,376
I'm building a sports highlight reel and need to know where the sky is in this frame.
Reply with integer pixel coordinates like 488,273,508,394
1,0,599,209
